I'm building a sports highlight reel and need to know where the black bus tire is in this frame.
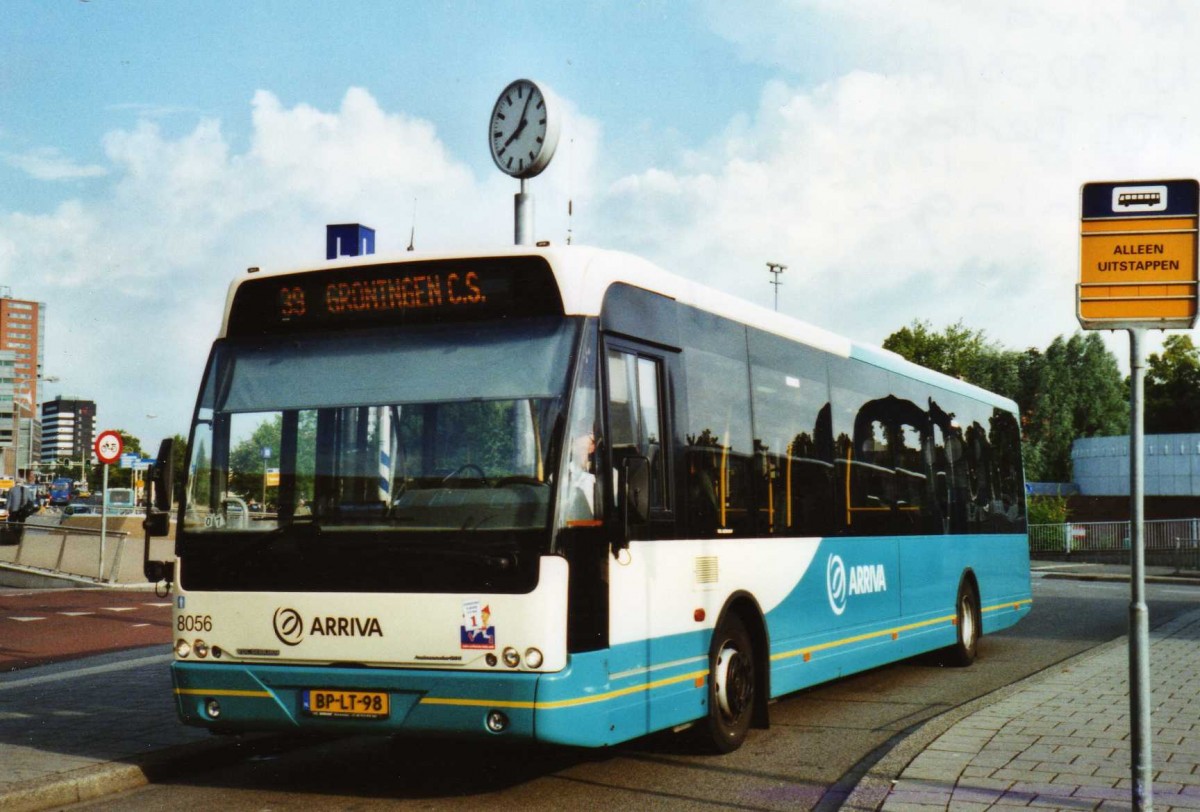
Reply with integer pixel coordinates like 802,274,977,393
946,580,980,667
695,613,756,753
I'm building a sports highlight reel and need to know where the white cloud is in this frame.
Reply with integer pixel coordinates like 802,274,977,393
4,147,107,181
248,88,474,210
1,88,556,446
4,2,1194,449
599,1,1200,362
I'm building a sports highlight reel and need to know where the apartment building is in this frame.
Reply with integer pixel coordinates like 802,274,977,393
0,291,47,480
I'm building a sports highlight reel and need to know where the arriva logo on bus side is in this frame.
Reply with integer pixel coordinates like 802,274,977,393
826,555,888,616
273,607,384,646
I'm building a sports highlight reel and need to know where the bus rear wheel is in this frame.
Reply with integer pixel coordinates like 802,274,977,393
696,613,755,753
946,581,980,667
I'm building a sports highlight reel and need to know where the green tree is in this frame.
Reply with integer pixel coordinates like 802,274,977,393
883,320,1019,397
1026,494,1069,524
229,417,285,502
1145,334,1200,433
884,324,1127,482
161,433,189,506
1015,333,1127,481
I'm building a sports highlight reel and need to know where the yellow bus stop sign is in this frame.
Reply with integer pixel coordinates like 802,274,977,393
1079,179,1199,329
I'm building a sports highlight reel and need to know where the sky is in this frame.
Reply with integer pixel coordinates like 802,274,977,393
2,1,1198,450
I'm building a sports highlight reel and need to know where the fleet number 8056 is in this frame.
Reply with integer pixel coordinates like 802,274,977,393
177,614,213,632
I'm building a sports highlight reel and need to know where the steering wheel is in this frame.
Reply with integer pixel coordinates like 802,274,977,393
442,464,488,486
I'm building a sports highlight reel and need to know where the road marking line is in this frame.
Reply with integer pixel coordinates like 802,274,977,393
144,603,171,608
8,616,45,622
58,611,94,616
103,607,135,612
0,653,172,691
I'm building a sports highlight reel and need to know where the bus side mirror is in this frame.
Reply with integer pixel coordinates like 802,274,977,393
144,438,176,582
151,438,175,513
144,558,174,584
143,512,170,537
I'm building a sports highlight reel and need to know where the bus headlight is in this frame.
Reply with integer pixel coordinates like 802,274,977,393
486,710,509,732
502,647,520,668
194,640,209,659
524,648,544,669
175,639,191,658
205,698,222,719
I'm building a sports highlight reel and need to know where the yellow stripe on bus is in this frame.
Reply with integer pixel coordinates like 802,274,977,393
420,668,710,711
175,688,272,699
771,598,1032,663
171,599,1031,711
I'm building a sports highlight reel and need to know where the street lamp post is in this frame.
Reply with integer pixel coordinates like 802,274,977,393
767,262,787,312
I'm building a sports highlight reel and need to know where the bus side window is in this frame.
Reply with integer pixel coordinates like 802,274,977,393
988,408,1026,531
606,348,666,512
682,345,754,537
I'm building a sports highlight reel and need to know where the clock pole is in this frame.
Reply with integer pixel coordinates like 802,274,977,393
515,178,533,246
489,79,560,246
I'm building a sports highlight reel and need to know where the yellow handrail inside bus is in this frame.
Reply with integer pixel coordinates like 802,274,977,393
785,440,794,530
719,439,729,529
845,445,852,527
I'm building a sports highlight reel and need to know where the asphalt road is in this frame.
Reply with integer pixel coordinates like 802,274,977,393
0,588,171,671
59,572,1200,811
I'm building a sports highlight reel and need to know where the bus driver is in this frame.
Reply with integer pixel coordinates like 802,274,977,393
565,430,597,520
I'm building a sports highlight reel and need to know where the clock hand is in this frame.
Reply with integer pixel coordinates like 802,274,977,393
503,119,526,148
504,91,535,147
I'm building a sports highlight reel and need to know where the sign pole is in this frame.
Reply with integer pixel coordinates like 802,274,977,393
1128,327,1152,810
1079,178,1199,812
93,429,124,583
99,462,109,581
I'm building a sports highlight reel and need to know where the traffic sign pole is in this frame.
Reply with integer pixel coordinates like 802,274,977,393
1079,179,1199,812
93,430,124,583
99,463,109,581
1129,328,1151,810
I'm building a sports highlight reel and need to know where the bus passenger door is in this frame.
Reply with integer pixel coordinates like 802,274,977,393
604,343,673,536
603,340,679,737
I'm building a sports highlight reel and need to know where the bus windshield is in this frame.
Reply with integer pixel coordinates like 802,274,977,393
184,317,580,539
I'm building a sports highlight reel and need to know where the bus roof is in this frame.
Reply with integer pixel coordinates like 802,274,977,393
220,244,1018,414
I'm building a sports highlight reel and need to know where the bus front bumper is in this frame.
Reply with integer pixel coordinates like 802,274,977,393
176,652,660,746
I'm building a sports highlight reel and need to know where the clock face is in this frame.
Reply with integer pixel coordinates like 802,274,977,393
489,79,557,179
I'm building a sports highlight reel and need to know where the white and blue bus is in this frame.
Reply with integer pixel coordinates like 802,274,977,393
151,245,1030,752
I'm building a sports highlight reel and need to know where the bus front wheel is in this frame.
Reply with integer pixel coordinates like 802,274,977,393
947,581,980,667
696,613,755,753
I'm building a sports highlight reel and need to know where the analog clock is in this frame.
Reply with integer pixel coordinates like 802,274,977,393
489,79,560,179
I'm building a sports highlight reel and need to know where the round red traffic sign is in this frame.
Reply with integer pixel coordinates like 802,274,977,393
94,430,124,465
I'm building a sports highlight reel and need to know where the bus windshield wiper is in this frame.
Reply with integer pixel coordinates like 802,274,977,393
400,539,517,570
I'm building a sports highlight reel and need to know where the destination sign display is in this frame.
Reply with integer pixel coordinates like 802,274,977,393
1079,179,1199,329
226,256,563,337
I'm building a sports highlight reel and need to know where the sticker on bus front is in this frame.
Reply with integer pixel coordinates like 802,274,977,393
461,599,496,650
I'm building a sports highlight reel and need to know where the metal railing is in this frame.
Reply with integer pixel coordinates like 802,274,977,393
0,518,133,582
1029,518,1200,571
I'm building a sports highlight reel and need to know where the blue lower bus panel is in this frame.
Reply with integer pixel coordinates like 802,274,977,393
172,651,699,747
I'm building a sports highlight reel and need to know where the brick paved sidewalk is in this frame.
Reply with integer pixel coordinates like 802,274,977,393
878,606,1200,811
